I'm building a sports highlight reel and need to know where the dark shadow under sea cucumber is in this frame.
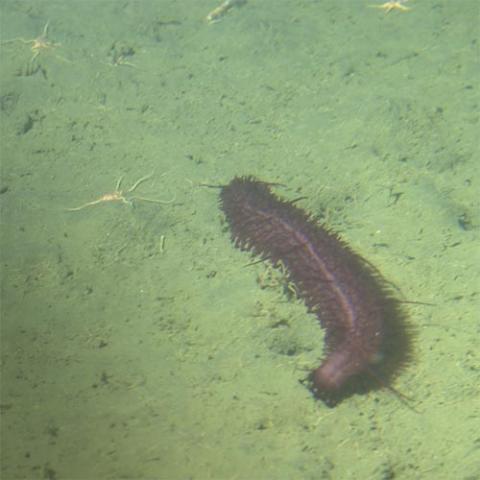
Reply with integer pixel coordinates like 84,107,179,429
220,176,412,407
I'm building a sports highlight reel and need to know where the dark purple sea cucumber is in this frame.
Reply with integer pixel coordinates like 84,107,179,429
220,176,410,406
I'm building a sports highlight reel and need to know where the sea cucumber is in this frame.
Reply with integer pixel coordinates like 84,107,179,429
220,176,410,406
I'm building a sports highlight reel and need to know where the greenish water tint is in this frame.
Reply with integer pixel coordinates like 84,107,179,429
1,1,478,478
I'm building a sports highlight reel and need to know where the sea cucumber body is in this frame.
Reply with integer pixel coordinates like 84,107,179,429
220,177,400,405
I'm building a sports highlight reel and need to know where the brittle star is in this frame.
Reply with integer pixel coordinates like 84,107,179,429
2,21,68,65
66,174,175,212
369,1,411,13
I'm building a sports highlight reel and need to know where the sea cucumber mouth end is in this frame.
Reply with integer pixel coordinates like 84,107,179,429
309,367,366,407
308,369,342,407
